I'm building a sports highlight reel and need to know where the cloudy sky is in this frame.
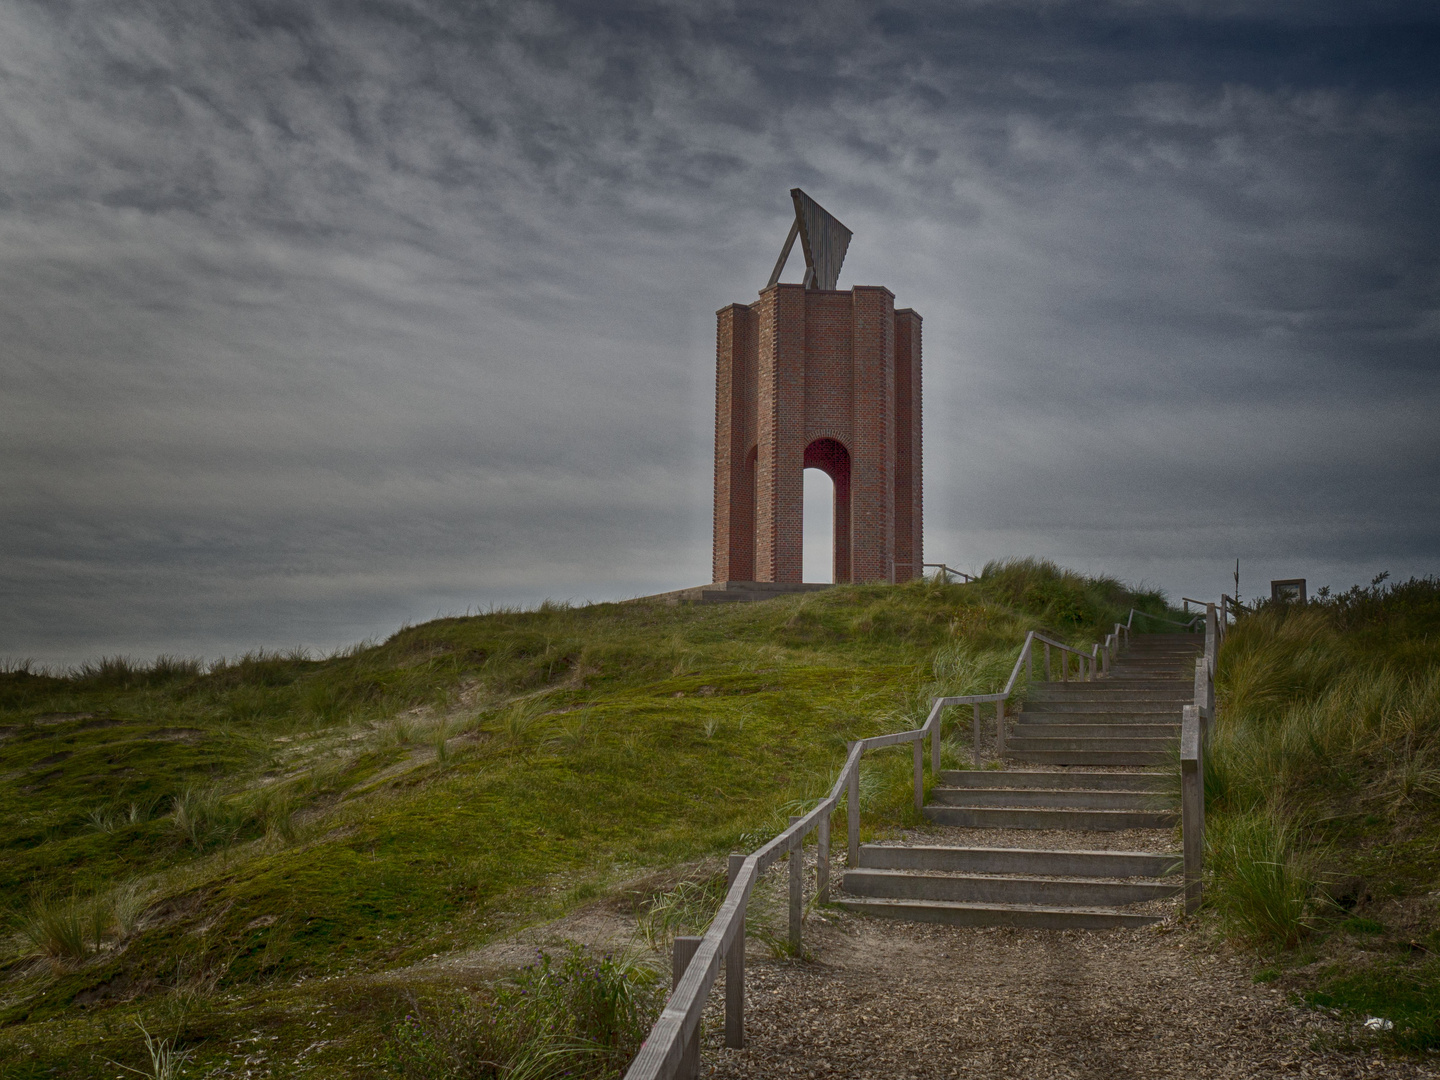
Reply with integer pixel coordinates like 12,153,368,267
2,1,1437,667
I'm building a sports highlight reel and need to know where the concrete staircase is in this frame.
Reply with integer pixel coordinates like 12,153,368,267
837,632,1200,929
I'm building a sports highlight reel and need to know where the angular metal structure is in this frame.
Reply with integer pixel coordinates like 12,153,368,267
766,188,853,292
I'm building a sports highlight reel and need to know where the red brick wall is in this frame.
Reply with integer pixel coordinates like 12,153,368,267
894,308,923,582
713,285,921,585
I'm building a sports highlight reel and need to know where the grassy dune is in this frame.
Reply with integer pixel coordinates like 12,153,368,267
0,562,1167,1078
1206,576,1440,1052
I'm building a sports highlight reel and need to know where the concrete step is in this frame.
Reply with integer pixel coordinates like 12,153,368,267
1006,749,1174,766
1018,717,1181,730
928,787,1174,810
1011,723,1180,739
1032,680,1193,691
1025,702,1192,711
923,805,1177,830
1024,692,1193,703
1024,700,1191,710
1021,701,1185,714
937,770,1171,792
833,897,1164,929
1019,720,1175,728
1006,736,1178,753
842,868,1181,906
1125,653,1200,659
1110,661,1197,667
1110,667,1195,676
857,844,1182,878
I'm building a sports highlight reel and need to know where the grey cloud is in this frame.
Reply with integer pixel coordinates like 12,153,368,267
2,0,1437,666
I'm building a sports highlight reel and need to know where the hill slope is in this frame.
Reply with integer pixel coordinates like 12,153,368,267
0,563,1168,1077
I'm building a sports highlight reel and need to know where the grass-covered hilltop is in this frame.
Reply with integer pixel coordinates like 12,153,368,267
2,561,1438,1076
0,561,1165,1077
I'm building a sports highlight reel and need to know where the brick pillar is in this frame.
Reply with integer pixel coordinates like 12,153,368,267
849,286,895,583
894,309,923,582
713,304,755,582
755,285,806,583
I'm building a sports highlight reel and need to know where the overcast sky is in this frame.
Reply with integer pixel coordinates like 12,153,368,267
2,1,1437,668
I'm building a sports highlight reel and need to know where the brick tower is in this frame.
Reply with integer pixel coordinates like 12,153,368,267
712,191,922,585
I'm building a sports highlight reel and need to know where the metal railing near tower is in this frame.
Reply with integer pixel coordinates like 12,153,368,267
624,604,1204,1080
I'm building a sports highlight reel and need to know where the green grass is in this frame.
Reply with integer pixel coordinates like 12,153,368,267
384,945,663,1079
1204,575,1440,1052
0,559,1170,1077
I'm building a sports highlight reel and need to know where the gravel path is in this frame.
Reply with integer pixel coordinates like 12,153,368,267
694,906,1432,1079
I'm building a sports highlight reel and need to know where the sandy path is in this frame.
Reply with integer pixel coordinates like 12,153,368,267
698,913,1433,1079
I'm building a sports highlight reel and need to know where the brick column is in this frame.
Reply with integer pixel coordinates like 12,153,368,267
755,285,807,583
894,309,923,582
849,286,895,583
713,303,755,582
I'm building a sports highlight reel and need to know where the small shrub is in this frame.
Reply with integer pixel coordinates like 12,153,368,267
637,877,724,952
384,945,661,1079
169,785,250,850
85,803,122,834
110,880,152,939
499,695,553,749
247,785,300,843
549,717,592,753
931,641,1016,697
382,716,416,749
17,888,108,961
1208,808,1314,949
107,1020,194,1080
127,797,161,825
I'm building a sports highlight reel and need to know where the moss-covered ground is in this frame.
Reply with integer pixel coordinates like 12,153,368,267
0,562,1168,1078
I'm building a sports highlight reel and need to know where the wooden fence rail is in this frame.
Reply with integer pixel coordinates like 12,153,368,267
1180,597,1233,914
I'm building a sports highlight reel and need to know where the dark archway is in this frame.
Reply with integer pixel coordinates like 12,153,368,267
803,437,851,583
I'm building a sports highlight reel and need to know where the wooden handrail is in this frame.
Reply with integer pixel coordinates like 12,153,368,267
625,619,1129,1080
1179,597,1229,916
1125,607,1203,632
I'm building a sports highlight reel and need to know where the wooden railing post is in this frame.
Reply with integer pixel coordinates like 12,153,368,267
1045,642,1052,680
995,698,1006,756
1181,705,1204,915
788,816,803,953
913,737,924,812
1205,603,1218,672
931,704,943,775
972,703,981,766
672,935,702,1078
1026,643,1033,683
1061,649,1068,682
817,812,830,904
725,854,745,1048
846,749,860,866
1193,658,1212,731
